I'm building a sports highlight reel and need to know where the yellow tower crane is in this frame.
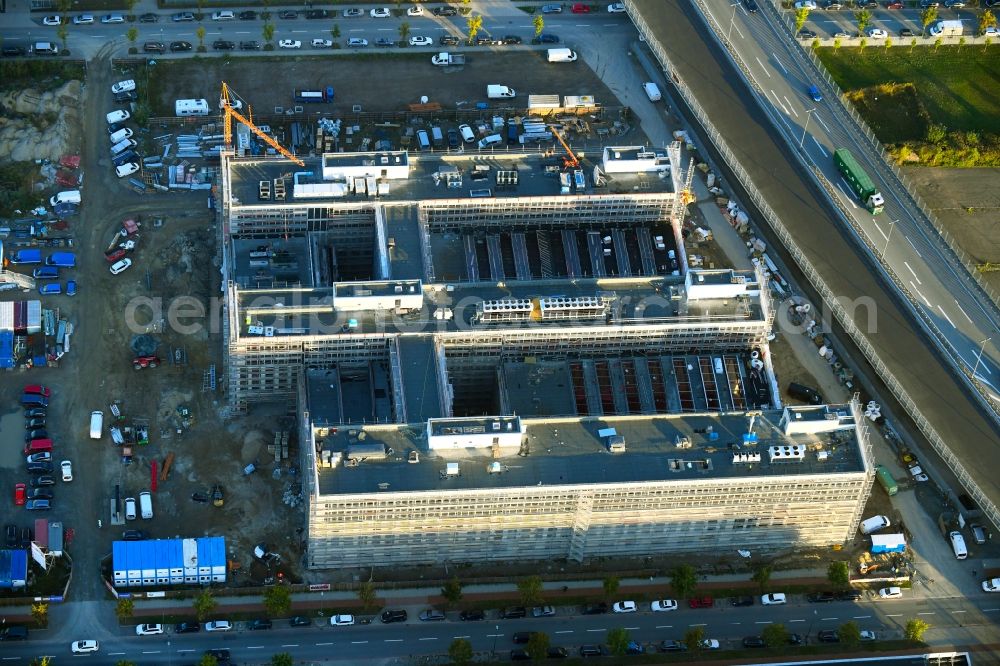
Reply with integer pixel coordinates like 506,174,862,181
220,81,304,167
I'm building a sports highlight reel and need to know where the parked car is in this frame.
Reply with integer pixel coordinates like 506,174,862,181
279,10,298,18
135,624,163,636
419,610,446,621
30,476,55,487
347,38,369,47
659,640,687,652
330,614,355,626
278,40,302,49
312,38,334,48
380,609,407,623
170,41,193,52
541,3,563,12
818,629,840,643
866,27,888,38
499,606,526,619
25,499,51,511
761,593,787,605
27,462,54,474
122,530,146,541
42,15,63,25
797,28,818,38
433,6,458,15
240,41,261,50
730,595,754,607
823,0,843,8
239,10,258,20
171,12,195,21
138,13,159,22
532,33,560,43
14,483,26,506
531,606,555,617
24,385,51,397
248,619,272,630
61,460,73,482
26,453,52,465
211,10,235,20
743,636,766,648
608,2,627,11
612,600,637,613
203,621,232,632
459,609,484,621
73,14,94,24
174,622,200,634
440,35,461,46
343,8,364,17
512,632,539,644
878,586,902,599
651,599,678,612
305,9,330,18
837,589,863,601
571,3,591,12
807,591,836,603
582,602,608,614
25,418,46,430
71,641,99,654
143,41,166,53
290,616,312,626
502,35,523,44
212,40,236,50
370,7,391,17
408,5,424,15
409,36,433,46
886,0,903,7
376,38,396,46
794,0,817,8
899,27,915,36
115,162,140,178
688,596,713,608
110,259,133,275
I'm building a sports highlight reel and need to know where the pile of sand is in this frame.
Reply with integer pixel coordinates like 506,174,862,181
0,80,82,162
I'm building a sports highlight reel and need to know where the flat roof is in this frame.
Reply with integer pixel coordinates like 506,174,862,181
314,404,865,496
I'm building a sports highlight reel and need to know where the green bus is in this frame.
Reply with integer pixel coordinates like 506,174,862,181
875,465,898,496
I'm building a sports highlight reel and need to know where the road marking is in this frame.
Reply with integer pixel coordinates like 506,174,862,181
903,261,920,282
952,610,967,614
886,614,902,617
1,658,23,661
783,96,799,117
291,29,306,33
812,136,828,157
755,620,773,624
769,89,789,115
772,52,788,73
937,305,956,329
555,630,574,634
689,623,707,627
910,281,933,307
141,651,161,655
918,612,936,616
754,56,772,77
178,650,196,653
838,181,858,208
625,626,640,630
385,638,404,642
486,634,503,638
655,625,673,629
603,22,618,26
815,113,831,133
234,30,250,34
873,220,889,242
955,300,974,323
453,635,471,639
788,619,805,623
281,644,299,647
247,646,264,650
587,628,606,632
107,654,126,657
316,642,333,646
821,617,838,621
731,622,742,625
574,23,589,26
983,608,999,612
420,637,438,641
350,28,364,31
852,615,870,619
733,22,745,38
351,641,368,644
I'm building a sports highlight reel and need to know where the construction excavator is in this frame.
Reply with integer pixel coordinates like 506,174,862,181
220,81,304,167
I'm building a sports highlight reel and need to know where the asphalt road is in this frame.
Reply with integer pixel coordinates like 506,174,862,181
628,0,1000,517
797,4,984,37
7,596,1000,664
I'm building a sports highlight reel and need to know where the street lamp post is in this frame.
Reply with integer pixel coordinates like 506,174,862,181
881,219,896,259
973,337,992,380
492,624,500,656
799,108,816,148
727,2,740,42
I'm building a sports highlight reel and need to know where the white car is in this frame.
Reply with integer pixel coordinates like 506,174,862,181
60,460,73,482
650,599,678,612
101,13,125,23
370,7,391,17
793,0,817,7
761,593,786,605
878,586,902,599
347,37,369,47
116,162,140,178
110,258,132,275
608,2,627,11
860,630,876,641
71,641,100,654
278,39,302,49
983,26,1000,37
111,79,135,94
135,623,162,636
909,465,929,482
701,639,720,649
73,14,95,24
407,5,424,15
612,600,637,613
204,620,232,632
42,15,62,25
211,10,235,20
866,27,888,38
330,614,355,626
106,109,130,124
343,7,364,16
982,578,1000,592
312,38,333,47
409,35,433,46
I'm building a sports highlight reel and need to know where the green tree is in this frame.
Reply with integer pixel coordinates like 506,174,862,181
533,14,544,36
927,123,947,143
126,26,138,52
31,602,48,627
261,0,271,19
125,0,137,21
794,7,810,32
985,35,994,52
31,659,52,666
331,23,341,39
56,0,70,12
859,36,868,52
193,588,217,621
115,598,135,623
838,620,861,646
827,561,850,586
197,655,218,666
116,661,137,666
448,638,474,665
607,627,630,656
270,654,293,666
56,23,69,52
526,631,550,660
834,36,842,50
855,8,871,33
441,576,463,606
885,35,893,48
263,585,292,617
518,575,544,606
761,623,789,647
683,626,705,652
905,617,930,641
358,581,377,610
751,566,771,592
980,9,997,34
934,35,943,50
958,35,966,49
195,25,206,50
263,22,275,45
602,575,620,599
920,6,937,34
812,36,820,49
196,0,205,20
466,13,483,43
399,21,411,44
669,564,698,599
911,36,917,51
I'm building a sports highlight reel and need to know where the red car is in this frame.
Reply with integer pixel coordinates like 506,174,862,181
132,355,161,370
15,483,27,506
23,385,51,397
105,249,127,263
571,2,591,11
688,596,714,609
886,0,903,6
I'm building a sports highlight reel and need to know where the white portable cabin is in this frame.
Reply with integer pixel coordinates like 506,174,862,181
175,98,210,117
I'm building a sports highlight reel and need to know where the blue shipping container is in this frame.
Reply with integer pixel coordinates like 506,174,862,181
46,252,76,267
0,331,13,369
11,249,41,264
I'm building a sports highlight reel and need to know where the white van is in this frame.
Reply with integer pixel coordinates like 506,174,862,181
109,127,133,144
950,531,968,559
106,109,131,124
486,84,516,99
139,491,154,519
111,79,135,94
859,515,890,535
89,410,104,439
459,124,476,143
546,48,578,62
416,129,431,150
111,138,137,157
478,133,502,149
49,190,81,207
124,496,137,521
643,82,662,102
32,42,60,55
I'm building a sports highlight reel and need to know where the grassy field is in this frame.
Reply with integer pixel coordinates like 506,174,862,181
817,45,1000,140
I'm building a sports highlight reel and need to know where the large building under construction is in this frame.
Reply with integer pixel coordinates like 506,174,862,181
217,145,874,568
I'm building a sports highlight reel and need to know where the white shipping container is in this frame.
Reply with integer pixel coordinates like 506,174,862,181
0,301,14,330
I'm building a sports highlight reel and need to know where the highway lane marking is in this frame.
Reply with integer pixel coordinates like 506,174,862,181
852,615,870,619
821,617,838,621
247,646,265,649
655,625,673,629
772,53,788,73
937,305,956,329
886,614,902,617
769,89,789,115
281,644,300,647
587,628,606,632
420,637,438,641
377,28,394,31
625,626,640,630
812,136,828,157
951,610,967,614
603,22,618,26
904,234,922,257
815,113,831,133
733,22,745,39
910,282,933,307
351,640,368,644
689,623,707,627
788,619,805,623
178,650,196,653
141,651,161,655
755,620,773,624
731,622,742,625
575,23,590,26
107,654,126,657
291,29,306,33
754,56,772,77
316,642,333,646
837,182,858,208
385,638,404,642
955,300,973,324
487,634,503,637
555,630,574,634
783,96,799,117
983,608,999,612
1,658,22,661
873,220,889,242
904,261,921,283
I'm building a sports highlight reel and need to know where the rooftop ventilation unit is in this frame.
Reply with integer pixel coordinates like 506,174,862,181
768,444,806,462
487,462,507,474
732,452,762,464
479,299,533,322
537,295,606,320
446,462,460,476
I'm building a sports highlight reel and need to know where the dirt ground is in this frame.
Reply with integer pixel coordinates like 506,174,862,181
148,52,619,117
902,166,1000,303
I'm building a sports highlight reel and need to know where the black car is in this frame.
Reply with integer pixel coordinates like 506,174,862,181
122,530,147,541
500,606,526,619
808,591,836,603
138,13,159,22
459,609,484,621
579,645,604,657
439,35,460,46
474,36,496,45
4,525,16,548
113,151,139,167
290,616,312,627
730,595,754,607
744,0,759,11
859,0,879,6
0,626,28,641
376,37,396,46
30,475,55,487
114,90,137,103
279,10,298,18
29,488,54,501
26,418,46,430
512,631,538,644
170,41,193,52
107,122,126,134
248,619,272,630
581,602,608,615
532,34,560,44
238,10,257,20
213,40,236,50
19,527,33,548
172,11,195,21
27,462,54,474
502,35,523,44
447,129,460,149
818,629,840,643
174,622,200,634
306,9,330,18
24,408,46,418
380,609,407,623
659,640,687,652
240,40,262,50
25,429,47,441
433,6,459,15
547,646,569,658
797,29,818,38
143,41,166,53
823,0,843,8
3,45,28,57
743,636,766,648
899,27,915,36
510,649,530,661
